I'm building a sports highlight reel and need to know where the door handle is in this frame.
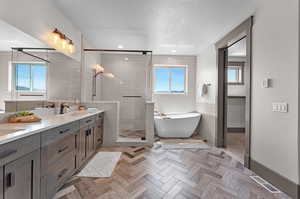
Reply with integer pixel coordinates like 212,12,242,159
58,146,69,153
59,128,70,134
6,172,15,188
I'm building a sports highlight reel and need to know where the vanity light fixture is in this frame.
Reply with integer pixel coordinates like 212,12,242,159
52,29,60,44
95,64,105,75
51,28,75,54
93,64,116,97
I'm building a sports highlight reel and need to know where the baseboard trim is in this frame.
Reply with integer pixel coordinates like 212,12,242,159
250,159,299,198
227,128,245,133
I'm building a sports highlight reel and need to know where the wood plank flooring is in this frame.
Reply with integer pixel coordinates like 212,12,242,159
225,132,246,163
55,145,291,199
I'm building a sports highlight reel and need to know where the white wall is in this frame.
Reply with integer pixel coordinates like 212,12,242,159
0,0,82,61
251,0,299,184
152,55,197,114
196,0,299,185
47,53,81,101
196,46,217,144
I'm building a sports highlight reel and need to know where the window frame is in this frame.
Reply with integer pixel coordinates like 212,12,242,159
227,61,244,85
12,62,48,94
152,64,188,95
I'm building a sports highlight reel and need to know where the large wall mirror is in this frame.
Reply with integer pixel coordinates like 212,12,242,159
0,20,81,114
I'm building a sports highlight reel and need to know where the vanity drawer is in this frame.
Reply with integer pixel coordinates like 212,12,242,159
42,152,75,199
41,122,79,146
41,134,76,172
80,116,96,128
0,134,40,166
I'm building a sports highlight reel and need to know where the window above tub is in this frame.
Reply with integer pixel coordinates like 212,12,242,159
153,65,188,94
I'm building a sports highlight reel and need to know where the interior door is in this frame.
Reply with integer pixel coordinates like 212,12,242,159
4,150,40,199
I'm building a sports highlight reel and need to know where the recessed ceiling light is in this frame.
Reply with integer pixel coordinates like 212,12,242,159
118,45,124,49
171,49,177,53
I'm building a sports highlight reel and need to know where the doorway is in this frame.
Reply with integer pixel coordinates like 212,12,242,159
215,17,253,168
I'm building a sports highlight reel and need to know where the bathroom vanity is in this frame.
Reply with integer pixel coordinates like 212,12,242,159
0,110,104,199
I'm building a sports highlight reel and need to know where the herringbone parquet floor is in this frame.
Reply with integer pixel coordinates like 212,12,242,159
55,145,291,199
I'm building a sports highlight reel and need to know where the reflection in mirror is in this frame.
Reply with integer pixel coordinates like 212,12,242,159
0,20,81,114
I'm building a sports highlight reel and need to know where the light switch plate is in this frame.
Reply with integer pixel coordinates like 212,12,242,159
272,102,288,113
262,78,272,88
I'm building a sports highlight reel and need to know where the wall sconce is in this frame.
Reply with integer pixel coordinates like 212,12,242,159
51,28,75,54
92,64,116,97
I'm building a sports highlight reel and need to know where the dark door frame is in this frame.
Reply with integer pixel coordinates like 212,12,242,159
215,16,253,168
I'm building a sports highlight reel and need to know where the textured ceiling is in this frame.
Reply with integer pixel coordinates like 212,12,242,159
53,0,255,55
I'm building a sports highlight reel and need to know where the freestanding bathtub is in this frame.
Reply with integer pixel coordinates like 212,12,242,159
154,112,201,138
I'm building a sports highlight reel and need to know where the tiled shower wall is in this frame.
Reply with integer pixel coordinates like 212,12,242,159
100,54,151,131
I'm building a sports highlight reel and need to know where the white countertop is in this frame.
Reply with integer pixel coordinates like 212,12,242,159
0,110,104,145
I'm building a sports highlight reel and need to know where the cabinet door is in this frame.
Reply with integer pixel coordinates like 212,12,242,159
94,120,103,147
76,126,88,168
4,149,40,199
86,127,95,158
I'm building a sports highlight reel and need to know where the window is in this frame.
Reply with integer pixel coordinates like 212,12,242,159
227,62,244,85
15,63,47,92
153,65,187,94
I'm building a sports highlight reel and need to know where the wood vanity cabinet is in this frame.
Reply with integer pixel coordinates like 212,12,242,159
41,122,79,199
0,134,41,199
0,111,104,199
76,115,97,169
4,150,40,199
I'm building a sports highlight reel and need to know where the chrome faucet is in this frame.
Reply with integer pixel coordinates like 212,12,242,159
59,103,70,114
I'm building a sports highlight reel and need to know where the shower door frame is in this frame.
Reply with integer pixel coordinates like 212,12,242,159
215,16,253,168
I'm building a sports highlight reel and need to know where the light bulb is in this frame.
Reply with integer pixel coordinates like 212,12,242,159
95,64,104,74
60,35,67,49
104,73,115,78
52,29,60,44
68,40,74,53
